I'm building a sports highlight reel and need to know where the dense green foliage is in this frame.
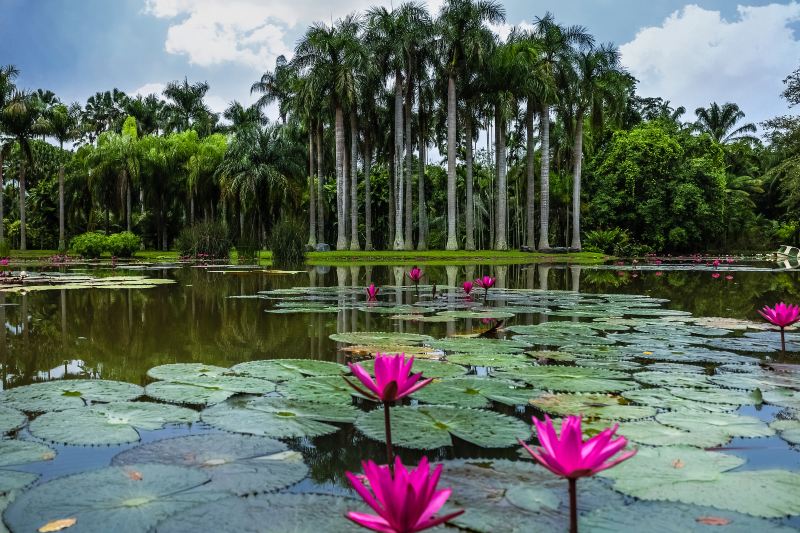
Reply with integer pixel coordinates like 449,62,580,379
70,232,107,258
269,218,306,268
106,231,141,257
175,221,231,259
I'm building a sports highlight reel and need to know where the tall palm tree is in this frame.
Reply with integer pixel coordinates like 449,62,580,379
162,78,213,133
0,64,20,242
694,102,758,144
1,91,42,250
251,55,295,124
124,94,164,136
530,13,593,250
42,102,81,250
436,0,505,250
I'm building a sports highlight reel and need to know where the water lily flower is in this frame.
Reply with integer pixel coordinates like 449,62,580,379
462,281,473,296
711,273,720,279
758,302,800,351
653,259,662,265
725,275,734,281
520,415,636,533
345,457,464,533
0,258,8,266
407,266,423,283
474,276,495,303
727,257,734,264
366,284,379,301
712,259,720,268
655,271,663,277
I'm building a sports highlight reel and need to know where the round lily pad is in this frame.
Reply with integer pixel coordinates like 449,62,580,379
633,371,713,388
0,406,26,435
0,439,55,466
495,366,637,393
763,389,800,409
201,397,357,439
112,434,307,495
277,376,362,404
770,419,800,445
437,310,515,319
145,381,234,407
429,337,530,355
329,331,433,345
3,464,221,533
621,389,736,413
656,411,774,439
231,359,347,382
617,420,730,448
668,387,756,405
530,393,656,421
412,377,536,408
355,405,529,449
445,353,529,369
0,470,38,494
29,402,199,446
146,363,230,381
0,379,144,413
340,344,442,360
357,359,467,378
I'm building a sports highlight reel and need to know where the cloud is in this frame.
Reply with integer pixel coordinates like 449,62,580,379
620,3,800,127
131,82,166,97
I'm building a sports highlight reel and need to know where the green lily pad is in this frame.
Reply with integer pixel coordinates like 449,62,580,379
277,376,363,404
155,493,362,533
412,377,537,408
429,337,530,354
359,305,437,315
0,439,56,466
0,470,38,494
329,331,433,346
145,381,234,407
617,420,731,448
633,371,713,388
495,366,637,393
770,419,800,445
622,389,736,413
763,389,800,409
391,314,455,323
201,397,357,439
656,411,774,439
437,310,515,319
0,406,26,434
3,464,223,533
340,344,442,360
712,371,800,392
530,350,579,363
512,333,616,347
0,379,144,413
146,363,230,381
231,359,347,382
668,387,757,405
357,359,467,378
355,405,529,449
645,363,705,373
575,359,642,371
112,434,307,495
445,353,530,369
29,402,199,445
530,393,656,421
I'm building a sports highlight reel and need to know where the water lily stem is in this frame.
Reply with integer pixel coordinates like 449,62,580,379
384,402,394,467
568,478,578,533
483,288,488,305
781,327,786,352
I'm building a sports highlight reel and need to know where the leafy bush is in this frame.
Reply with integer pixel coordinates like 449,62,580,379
176,221,231,259
0,238,10,258
584,228,630,254
106,232,141,257
270,217,306,268
236,237,259,265
71,232,107,259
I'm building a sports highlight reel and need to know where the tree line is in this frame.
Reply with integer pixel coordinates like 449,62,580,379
0,1,797,254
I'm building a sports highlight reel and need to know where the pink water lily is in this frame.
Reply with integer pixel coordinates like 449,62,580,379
0,258,8,266
758,302,800,351
407,266,423,283
462,281,473,296
711,272,720,279
474,276,495,289
346,457,464,533
712,259,720,268
366,284,379,301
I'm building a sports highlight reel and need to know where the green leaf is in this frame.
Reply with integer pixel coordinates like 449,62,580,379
0,379,143,413
667,387,756,405
356,359,467,378
655,411,774,439
634,371,713,388
531,393,656,421
622,388,737,413
146,363,230,381
277,376,362,404
412,377,536,408
0,406,26,435
112,434,307,495
437,310,515,319
0,470,38,495
355,405,529,449
617,420,730,448
770,419,800,445
445,353,530,369
429,337,530,354
144,381,234,407
495,366,637,393
329,331,433,345
0,439,56,467
231,359,347,381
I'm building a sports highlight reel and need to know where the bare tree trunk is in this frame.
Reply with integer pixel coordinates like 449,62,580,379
404,77,413,250
0,152,4,242
495,104,508,250
445,75,458,250
538,103,551,250
308,128,317,247
393,71,405,250
350,112,360,250
417,119,427,251
19,160,26,251
125,170,131,232
465,112,475,250
58,162,65,251
335,106,347,250
364,142,373,250
190,193,195,226
571,113,584,250
525,101,536,249
343,129,350,247
316,124,324,244
389,142,395,248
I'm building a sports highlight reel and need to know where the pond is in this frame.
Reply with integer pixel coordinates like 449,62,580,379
1,260,800,532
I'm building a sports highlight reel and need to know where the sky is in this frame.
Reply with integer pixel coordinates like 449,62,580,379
1,0,800,129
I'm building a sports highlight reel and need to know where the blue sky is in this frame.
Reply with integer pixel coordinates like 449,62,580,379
2,0,799,127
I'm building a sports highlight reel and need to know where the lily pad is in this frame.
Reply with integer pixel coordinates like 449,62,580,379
340,344,441,359
0,470,38,494
445,353,529,369
622,389,736,413
112,434,307,495
146,363,230,381
0,439,56,466
668,387,756,405
329,331,433,346
0,406,26,435
412,377,537,408
495,366,637,393
355,405,529,449
145,381,234,407
231,359,347,382
29,402,199,445
3,464,223,533
429,337,530,355
617,420,731,448
633,371,713,389
437,310,515,319
530,393,656,421
763,389,800,409
0,379,143,413
201,397,357,439
357,359,467,378
656,411,774,439
770,419,800,445
277,376,363,404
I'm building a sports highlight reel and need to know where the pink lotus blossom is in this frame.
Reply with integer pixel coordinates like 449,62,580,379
711,273,720,279
725,275,734,281
462,281,473,296
345,354,432,403
407,266,423,283
346,457,464,533
727,258,734,264
758,302,800,328
0,258,8,266
653,259,662,265
366,284,379,301
655,271,663,277
474,276,495,290
712,259,720,268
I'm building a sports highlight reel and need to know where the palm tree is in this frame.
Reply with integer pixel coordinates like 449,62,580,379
124,94,164,136
0,64,20,242
1,91,42,250
162,78,213,133
251,55,295,124
42,102,81,250
694,102,758,144
531,13,593,250
436,0,505,250
186,133,227,225
82,89,129,142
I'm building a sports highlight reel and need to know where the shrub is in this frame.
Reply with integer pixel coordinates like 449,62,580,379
584,228,630,254
0,238,10,258
106,232,141,258
176,221,231,259
270,217,306,268
71,232,107,259
236,237,260,265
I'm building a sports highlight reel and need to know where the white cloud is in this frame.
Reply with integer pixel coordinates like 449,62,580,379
131,82,167,97
620,3,800,126
489,20,534,42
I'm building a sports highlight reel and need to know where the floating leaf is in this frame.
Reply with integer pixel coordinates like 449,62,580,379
340,344,441,359
445,353,529,369
3,464,223,533
112,434,307,495
668,387,756,405
495,366,637,393
144,381,233,407
622,389,736,413
763,389,800,409
231,359,347,382
428,337,530,355
437,310,515,319
0,405,26,434
656,411,774,439
0,470,38,494
633,371,713,388
37,518,77,532
355,405,529,449
201,397,357,439
770,419,800,445
617,420,730,448
356,359,466,378
146,363,229,382
412,377,536,408
277,376,363,404
0,440,56,466
530,393,656,421
329,331,433,346
29,402,199,445
0,380,143,413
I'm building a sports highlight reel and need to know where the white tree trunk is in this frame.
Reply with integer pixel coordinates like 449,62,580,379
316,125,324,244
465,112,475,250
335,106,347,250
349,112,360,250
445,75,458,250
364,143,373,250
571,113,583,250
417,119,427,251
404,78,413,250
19,160,26,251
308,129,317,247
58,162,65,251
538,103,551,250
495,105,508,250
393,72,405,250
525,101,536,249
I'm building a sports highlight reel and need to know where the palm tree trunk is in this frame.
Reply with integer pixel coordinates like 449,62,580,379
364,141,373,251
0,151,4,242
465,112,475,250
58,162,66,251
404,77,413,250
18,159,26,251
316,124,324,244
350,112,360,251
388,142,395,248
308,128,317,247
125,170,132,232
445,75,458,250
525,101,536,249
335,106,347,250
538,103,551,250
190,192,195,226
343,130,350,247
571,112,583,250
393,71,405,251
495,104,508,250
417,118,427,251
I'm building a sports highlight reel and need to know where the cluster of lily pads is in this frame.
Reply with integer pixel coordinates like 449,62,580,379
0,273,176,293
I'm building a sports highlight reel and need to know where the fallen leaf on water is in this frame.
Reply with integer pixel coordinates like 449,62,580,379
671,459,685,469
126,470,143,481
643,351,653,356
38,518,77,532
696,516,732,526
41,451,56,461
202,458,228,466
